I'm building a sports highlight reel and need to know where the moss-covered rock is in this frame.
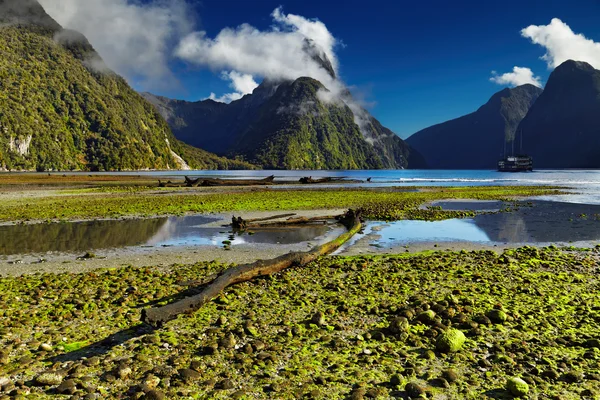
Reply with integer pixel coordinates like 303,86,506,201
506,377,529,397
436,329,466,353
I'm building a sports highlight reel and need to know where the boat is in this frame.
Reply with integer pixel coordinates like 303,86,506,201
498,130,533,172
497,155,533,172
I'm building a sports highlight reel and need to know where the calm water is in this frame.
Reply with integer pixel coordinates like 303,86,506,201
0,216,341,256
5,170,600,257
51,169,600,204
341,200,600,249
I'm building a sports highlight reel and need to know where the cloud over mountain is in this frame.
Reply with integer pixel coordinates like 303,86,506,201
490,66,542,88
522,18,600,70
39,0,194,91
175,7,341,101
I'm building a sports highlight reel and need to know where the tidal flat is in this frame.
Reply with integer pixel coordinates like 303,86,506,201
0,176,598,399
0,248,599,399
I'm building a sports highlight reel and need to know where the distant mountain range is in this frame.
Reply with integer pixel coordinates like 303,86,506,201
0,0,253,171
408,60,600,169
516,60,600,168
143,78,426,170
406,85,543,169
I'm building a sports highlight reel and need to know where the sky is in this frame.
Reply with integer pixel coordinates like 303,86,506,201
39,0,600,139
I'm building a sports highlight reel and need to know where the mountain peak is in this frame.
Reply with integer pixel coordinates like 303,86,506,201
0,0,61,32
555,59,595,72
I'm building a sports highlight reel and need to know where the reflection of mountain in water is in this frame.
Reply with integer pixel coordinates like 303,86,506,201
0,218,169,255
473,201,600,243
146,215,336,246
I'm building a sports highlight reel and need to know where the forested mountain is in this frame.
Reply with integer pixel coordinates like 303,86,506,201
0,0,254,171
143,79,426,170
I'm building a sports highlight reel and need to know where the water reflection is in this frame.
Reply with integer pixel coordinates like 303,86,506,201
361,201,600,247
0,218,170,255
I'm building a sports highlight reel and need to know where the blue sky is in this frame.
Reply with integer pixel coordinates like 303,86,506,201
44,0,600,139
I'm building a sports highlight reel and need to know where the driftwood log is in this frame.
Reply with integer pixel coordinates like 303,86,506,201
185,175,275,187
141,209,362,327
158,180,184,188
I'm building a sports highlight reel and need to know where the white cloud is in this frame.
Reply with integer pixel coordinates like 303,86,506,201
175,6,340,99
39,0,195,90
490,66,542,88
521,18,600,69
208,71,258,103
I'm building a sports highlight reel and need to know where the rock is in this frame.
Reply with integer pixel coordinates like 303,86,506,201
56,379,77,394
389,317,409,333
142,390,166,400
143,375,160,390
405,382,426,397
487,309,508,323
349,387,366,400
117,366,132,380
311,311,325,326
436,329,466,353
34,372,64,386
442,369,459,383
390,373,404,386
584,339,600,348
562,371,583,383
506,377,529,397
39,343,52,352
217,379,235,389
416,310,436,325
219,334,236,349
179,368,201,382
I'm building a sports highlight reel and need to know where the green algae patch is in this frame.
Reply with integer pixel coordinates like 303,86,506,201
0,247,599,398
0,185,562,223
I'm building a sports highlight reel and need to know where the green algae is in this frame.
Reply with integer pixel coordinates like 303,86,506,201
0,247,598,398
0,185,562,223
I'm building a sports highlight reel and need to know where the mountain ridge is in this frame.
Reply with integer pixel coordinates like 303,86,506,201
143,78,426,170
406,84,543,169
515,60,600,168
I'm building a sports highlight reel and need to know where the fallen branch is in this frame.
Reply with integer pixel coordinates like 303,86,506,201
141,209,362,327
158,180,184,188
185,175,275,187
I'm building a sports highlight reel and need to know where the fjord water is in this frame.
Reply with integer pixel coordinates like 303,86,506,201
83,169,600,204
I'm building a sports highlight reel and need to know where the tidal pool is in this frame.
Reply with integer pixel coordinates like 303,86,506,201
340,200,600,251
0,215,341,256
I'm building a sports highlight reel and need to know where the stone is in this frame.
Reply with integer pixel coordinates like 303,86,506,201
56,379,77,394
34,372,64,386
436,329,466,353
143,390,166,400
39,343,52,352
389,317,409,333
442,369,459,383
506,377,529,397
179,368,201,382
311,311,325,326
487,309,508,323
405,382,426,397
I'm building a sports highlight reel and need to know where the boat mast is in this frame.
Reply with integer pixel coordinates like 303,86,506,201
520,129,523,154
511,133,515,156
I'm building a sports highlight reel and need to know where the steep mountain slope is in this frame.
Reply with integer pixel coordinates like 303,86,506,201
516,60,600,168
143,79,425,170
0,0,253,171
406,85,543,169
